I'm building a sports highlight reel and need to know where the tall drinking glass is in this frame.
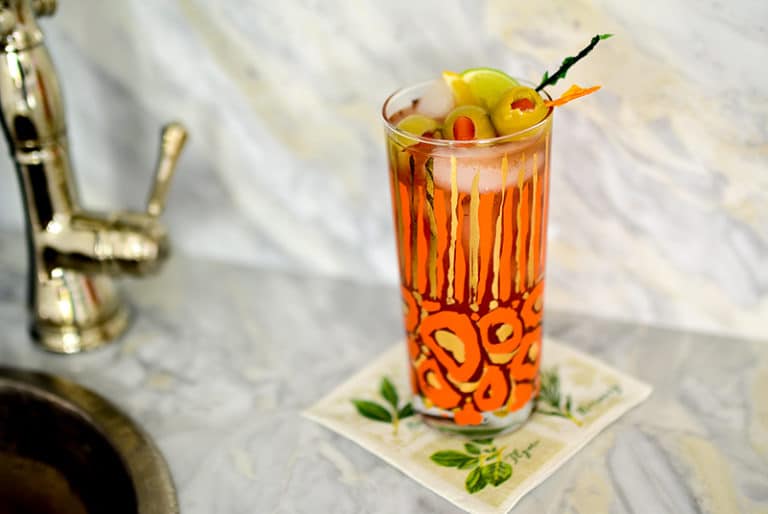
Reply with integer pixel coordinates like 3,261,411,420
382,82,553,435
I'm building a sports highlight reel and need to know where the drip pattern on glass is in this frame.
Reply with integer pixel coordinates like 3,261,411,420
388,129,551,427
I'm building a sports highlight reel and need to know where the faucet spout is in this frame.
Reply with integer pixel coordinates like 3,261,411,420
0,1,187,353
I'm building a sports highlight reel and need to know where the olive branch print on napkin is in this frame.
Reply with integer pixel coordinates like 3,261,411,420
535,367,622,426
305,338,652,514
351,377,415,436
430,438,539,493
351,367,623,494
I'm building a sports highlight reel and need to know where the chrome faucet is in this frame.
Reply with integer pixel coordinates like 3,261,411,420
0,0,187,353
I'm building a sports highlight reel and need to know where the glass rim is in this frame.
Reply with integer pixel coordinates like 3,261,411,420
381,79,553,147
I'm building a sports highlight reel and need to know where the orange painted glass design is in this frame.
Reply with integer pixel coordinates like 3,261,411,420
383,83,553,432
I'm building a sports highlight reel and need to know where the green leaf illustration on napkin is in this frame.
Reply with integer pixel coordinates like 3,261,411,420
397,403,414,419
380,376,399,409
465,467,486,493
351,376,415,435
431,450,478,469
482,461,512,486
430,439,539,494
464,442,481,455
535,367,582,425
351,400,392,422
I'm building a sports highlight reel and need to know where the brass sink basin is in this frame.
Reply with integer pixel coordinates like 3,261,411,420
0,367,178,514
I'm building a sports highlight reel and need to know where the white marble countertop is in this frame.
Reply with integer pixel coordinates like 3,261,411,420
3,0,767,341
0,233,765,513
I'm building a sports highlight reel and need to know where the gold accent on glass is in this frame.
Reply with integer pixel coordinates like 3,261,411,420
390,146,406,278
528,341,540,361
426,371,441,389
469,172,481,308
515,153,526,293
496,323,514,341
434,330,466,363
425,158,439,299
528,152,539,287
489,351,518,365
447,156,458,304
453,380,481,393
540,135,551,280
409,158,419,289
0,0,187,353
491,154,509,301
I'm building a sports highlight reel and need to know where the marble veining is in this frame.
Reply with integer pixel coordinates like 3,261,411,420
0,1,766,341
0,233,766,513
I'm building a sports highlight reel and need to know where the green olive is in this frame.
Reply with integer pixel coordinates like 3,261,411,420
443,105,496,141
395,114,441,147
490,86,548,136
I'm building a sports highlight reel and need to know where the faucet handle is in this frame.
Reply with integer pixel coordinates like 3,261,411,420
32,0,58,17
146,122,187,217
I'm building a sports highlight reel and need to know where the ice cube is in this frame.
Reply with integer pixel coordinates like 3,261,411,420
431,153,544,195
430,140,546,194
416,79,454,120
432,155,504,193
